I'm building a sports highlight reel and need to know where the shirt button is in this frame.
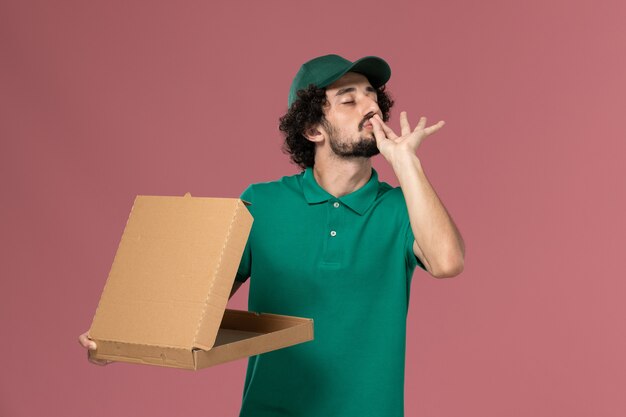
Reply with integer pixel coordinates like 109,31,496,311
333,202,340,208
330,230,337,237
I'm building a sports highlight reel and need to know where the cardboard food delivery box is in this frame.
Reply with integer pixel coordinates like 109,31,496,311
88,193,313,370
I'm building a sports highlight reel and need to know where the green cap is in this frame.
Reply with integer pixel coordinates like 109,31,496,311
288,54,391,107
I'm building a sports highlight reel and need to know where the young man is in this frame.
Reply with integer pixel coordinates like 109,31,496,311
230,54,465,416
78,54,465,417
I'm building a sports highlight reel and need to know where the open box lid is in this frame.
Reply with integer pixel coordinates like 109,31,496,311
89,193,253,352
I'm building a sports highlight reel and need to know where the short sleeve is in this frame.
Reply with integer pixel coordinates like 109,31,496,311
405,220,427,272
235,185,254,283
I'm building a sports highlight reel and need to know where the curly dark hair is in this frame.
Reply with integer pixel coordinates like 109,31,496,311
279,83,394,169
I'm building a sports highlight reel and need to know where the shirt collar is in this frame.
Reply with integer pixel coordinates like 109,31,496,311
302,167,379,215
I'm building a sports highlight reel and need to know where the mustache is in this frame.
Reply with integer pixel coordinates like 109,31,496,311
358,112,377,130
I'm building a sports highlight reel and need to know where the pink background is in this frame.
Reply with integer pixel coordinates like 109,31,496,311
1,0,625,416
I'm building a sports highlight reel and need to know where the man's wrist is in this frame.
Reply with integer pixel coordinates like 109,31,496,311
390,150,421,174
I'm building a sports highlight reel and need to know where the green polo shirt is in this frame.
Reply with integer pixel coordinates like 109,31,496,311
235,167,425,417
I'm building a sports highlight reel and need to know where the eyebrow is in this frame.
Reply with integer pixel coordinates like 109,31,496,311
334,86,376,97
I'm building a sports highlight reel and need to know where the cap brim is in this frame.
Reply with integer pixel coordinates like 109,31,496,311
348,56,391,88
319,56,391,89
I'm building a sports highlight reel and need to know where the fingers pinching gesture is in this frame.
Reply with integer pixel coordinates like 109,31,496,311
370,111,445,165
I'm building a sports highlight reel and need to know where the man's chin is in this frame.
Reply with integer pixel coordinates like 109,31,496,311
360,138,380,155
361,147,380,158
345,141,380,158
328,135,380,159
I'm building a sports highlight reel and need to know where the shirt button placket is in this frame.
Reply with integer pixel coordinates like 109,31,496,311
324,199,341,264
329,200,340,238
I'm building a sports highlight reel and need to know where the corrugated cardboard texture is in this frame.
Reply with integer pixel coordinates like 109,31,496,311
89,195,253,351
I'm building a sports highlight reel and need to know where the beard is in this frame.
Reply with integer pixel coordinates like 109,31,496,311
324,120,380,159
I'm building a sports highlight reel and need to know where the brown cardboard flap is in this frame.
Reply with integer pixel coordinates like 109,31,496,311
89,195,252,351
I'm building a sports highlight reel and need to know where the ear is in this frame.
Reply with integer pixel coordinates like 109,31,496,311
303,123,326,143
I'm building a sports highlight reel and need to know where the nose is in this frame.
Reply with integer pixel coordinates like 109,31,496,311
360,94,380,117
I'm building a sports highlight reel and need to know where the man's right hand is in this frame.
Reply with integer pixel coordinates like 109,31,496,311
78,331,112,366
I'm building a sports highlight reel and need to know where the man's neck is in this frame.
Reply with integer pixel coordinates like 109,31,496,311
312,157,372,198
